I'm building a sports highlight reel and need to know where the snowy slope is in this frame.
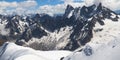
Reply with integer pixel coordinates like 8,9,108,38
0,42,72,60
63,18,120,60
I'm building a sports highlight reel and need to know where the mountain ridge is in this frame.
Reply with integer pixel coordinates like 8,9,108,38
0,3,119,51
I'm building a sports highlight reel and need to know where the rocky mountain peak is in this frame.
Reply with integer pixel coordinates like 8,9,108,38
0,3,119,51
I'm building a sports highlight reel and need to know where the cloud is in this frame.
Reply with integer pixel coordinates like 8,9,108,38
0,0,37,15
61,0,74,4
0,0,119,15
18,1,37,8
0,1,17,8
0,0,85,15
84,0,120,10
0,1,37,8
36,0,85,16
36,4,66,16
36,0,120,16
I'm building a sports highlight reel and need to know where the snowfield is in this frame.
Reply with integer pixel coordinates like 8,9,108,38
0,42,72,60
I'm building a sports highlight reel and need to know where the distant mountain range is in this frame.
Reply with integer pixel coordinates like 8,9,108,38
0,3,119,51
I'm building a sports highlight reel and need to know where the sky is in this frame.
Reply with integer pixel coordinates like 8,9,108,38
0,0,120,15
3,0,64,6
1,0,83,6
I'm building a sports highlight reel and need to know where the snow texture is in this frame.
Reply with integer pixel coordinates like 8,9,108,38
0,42,71,60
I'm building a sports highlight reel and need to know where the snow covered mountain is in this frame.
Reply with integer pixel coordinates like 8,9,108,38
63,15,120,60
0,2,120,60
0,3,119,52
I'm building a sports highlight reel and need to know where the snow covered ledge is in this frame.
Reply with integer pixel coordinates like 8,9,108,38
0,42,72,60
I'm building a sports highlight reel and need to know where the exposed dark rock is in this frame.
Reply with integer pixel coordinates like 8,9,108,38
63,3,119,51
63,5,74,18
60,57,64,60
83,45,93,56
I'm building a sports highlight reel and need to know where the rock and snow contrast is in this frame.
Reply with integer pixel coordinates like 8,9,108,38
63,19,120,60
0,2,120,60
